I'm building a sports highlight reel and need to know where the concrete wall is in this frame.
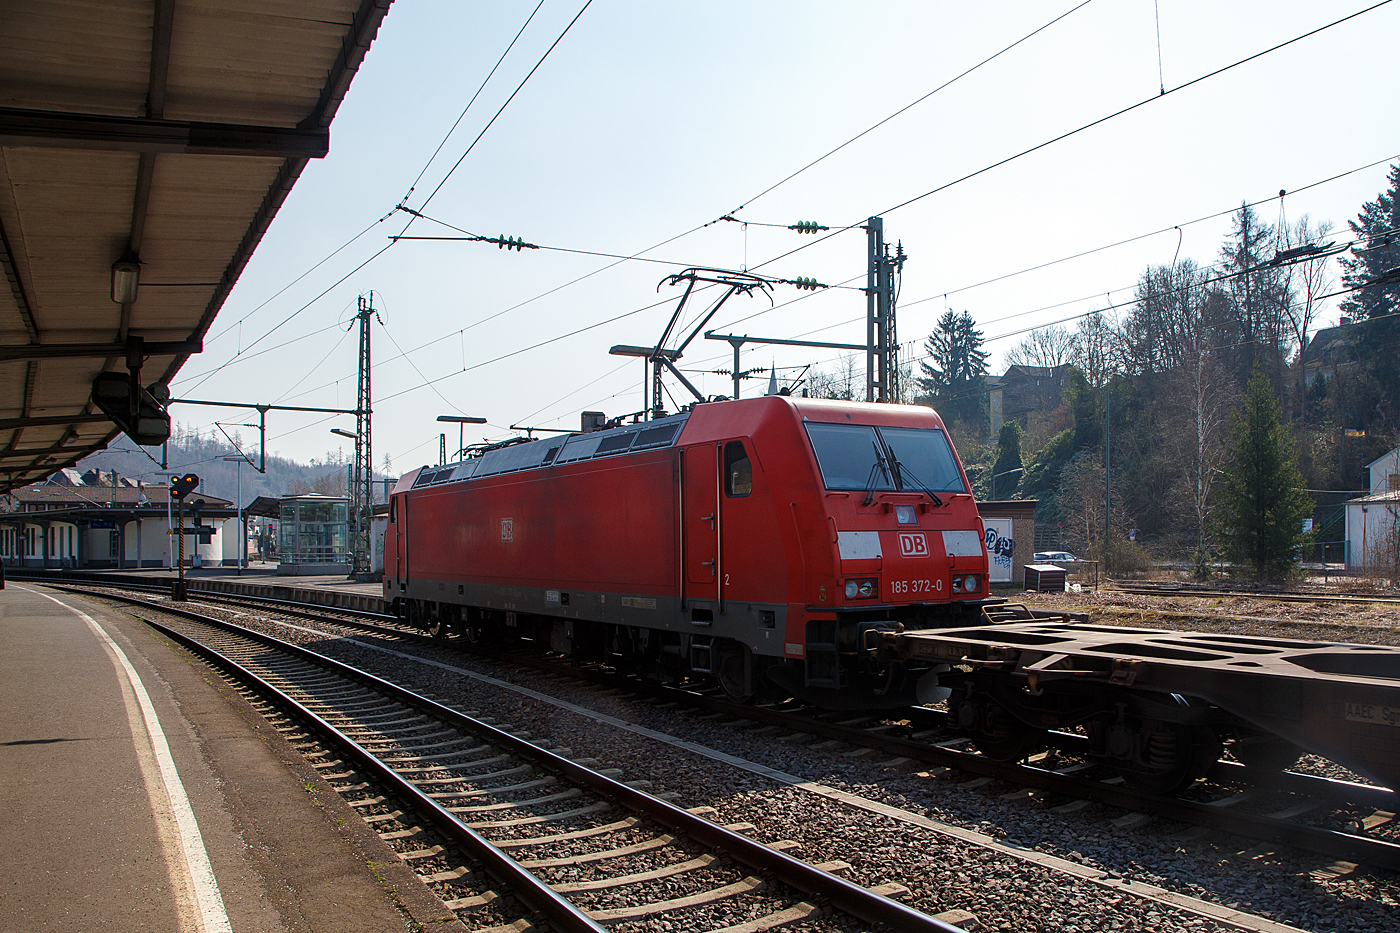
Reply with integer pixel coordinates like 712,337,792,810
221,517,247,565
138,517,172,567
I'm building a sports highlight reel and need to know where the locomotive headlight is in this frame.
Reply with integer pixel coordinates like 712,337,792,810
962,575,979,592
951,576,963,592
845,578,877,600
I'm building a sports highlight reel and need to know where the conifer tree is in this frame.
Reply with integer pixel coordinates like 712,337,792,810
917,310,988,429
1218,367,1312,582
1339,162,1400,321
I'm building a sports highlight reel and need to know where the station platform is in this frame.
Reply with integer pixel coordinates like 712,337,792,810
0,581,460,932
11,565,390,615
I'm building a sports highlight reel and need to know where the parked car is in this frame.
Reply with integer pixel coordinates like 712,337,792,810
1033,551,1077,563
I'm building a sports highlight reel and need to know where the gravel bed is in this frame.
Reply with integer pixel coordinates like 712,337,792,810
1019,590,1400,644
113,593,1400,931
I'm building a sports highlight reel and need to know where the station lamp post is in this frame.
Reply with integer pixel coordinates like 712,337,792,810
990,467,1023,502
221,455,251,574
436,415,487,462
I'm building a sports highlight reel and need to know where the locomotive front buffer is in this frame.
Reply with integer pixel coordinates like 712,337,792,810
873,619,1400,794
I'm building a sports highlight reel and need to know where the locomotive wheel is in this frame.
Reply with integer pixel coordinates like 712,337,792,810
462,610,489,646
716,643,754,703
1118,724,1219,796
608,626,637,672
427,611,449,640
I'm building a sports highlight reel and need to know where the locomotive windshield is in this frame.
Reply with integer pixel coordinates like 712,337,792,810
805,422,967,493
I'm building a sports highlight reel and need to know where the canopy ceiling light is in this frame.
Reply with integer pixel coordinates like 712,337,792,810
110,259,140,304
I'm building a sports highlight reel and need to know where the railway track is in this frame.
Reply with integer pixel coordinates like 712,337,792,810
1107,580,1400,607
45,575,1400,879
118,590,965,933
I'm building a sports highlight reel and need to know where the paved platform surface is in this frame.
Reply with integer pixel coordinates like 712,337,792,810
0,582,462,932
89,565,386,599
13,566,390,615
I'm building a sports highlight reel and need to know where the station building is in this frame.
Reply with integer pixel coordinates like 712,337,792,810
1345,446,1400,576
0,468,236,569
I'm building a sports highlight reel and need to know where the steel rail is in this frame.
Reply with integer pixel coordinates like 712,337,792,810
141,614,607,933
1108,583,1400,607
42,576,1400,868
103,590,967,933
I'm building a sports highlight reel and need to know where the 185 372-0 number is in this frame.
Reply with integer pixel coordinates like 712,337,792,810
890,579,940,594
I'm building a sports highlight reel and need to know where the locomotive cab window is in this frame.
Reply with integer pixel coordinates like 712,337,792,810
805,422,967,493
724,441,752,497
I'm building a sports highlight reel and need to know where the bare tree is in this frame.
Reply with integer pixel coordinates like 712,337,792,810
1167,349,1232,571
1121,259,1211,375
1006,326,1077,371
1056,452,1107,559
805,352,860,400
1072,310,1115,388
1278,215,1335,422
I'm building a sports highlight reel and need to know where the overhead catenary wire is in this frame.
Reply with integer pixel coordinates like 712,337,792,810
724,0,1099,216
408,0,595,218
392,212,861,287
716,0,1398,285
310,1,1107,415
874,0,1394,221
193,4,1396,445
395,0,547,210
277,149,1398,427
697,155,1399,379
212,2,1119,415
178,0,593,402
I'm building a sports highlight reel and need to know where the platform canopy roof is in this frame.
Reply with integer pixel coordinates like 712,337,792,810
0,0,393,491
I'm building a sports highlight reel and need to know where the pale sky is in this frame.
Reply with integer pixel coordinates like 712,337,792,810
156,0,1400,476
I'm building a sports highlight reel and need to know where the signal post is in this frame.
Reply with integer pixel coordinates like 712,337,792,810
168,472,199,600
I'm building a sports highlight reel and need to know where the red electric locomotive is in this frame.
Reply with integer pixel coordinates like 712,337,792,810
385,395,993,708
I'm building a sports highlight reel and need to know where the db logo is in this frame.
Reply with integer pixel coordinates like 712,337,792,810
898,532,928,558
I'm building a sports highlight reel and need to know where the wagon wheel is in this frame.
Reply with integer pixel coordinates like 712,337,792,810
1117,723,1219,796
970,700,1041,763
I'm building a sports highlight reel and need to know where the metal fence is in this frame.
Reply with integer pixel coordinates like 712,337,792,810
1303,540,1349,567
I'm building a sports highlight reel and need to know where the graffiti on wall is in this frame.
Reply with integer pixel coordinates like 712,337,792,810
983,518,1013,583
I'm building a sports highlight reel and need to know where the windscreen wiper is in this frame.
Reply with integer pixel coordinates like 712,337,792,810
862,441,891,506
887,445,944,508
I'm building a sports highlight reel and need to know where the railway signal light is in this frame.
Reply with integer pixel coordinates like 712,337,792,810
170,473,199,500
788,221,828,234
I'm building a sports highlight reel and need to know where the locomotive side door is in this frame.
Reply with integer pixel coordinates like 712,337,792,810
396,494,407,584
682,444,719,603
